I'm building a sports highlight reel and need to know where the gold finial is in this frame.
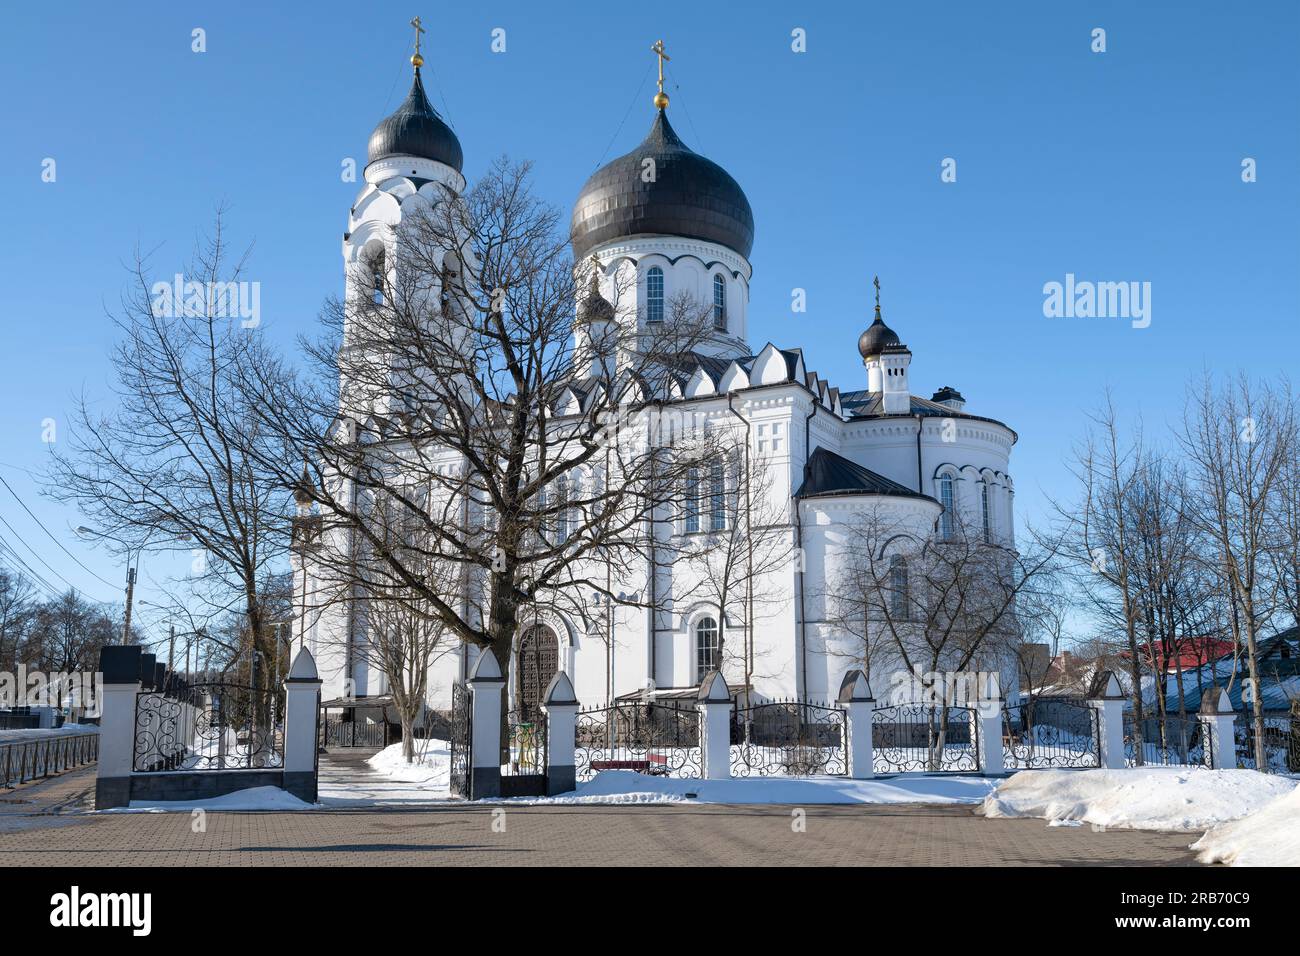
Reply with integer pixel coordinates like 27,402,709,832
651,39,671,110
410,16,426,69
873,275,882,319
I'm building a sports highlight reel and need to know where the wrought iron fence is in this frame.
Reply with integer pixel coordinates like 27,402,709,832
134,682,282,772
1123,713,1209,767
448,682,470,798
1,733,99,788
872,702,980,773
1233,711,1300,773
1002,697,1100,769
320,717,387,749
575,699,702,780
730,699,846,776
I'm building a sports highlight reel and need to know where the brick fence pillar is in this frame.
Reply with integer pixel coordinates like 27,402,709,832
542,671,579,795
94,645,142,809
467,649,505,799
1199,688,1236,771
697,670,732,780
837,670,875,779
283,647,322,802
1089,671,1127,770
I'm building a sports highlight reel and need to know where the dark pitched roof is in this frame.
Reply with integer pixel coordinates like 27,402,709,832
839,390,1018,440
794,447,935,502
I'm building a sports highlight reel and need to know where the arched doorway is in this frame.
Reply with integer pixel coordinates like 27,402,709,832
516,625,559,723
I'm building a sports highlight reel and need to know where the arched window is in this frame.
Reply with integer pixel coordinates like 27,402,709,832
367,248,386,306
708,457,727,532
712,274,726,330
646,267,664,323
939,474,955,539
684,465,701,533
889,555,910,620
555,477,572,544
695,617,720,683
981,480,992,543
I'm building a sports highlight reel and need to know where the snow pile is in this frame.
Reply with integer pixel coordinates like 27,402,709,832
115,786,314,813
1192,787,1300,867
500,770,999,806
367,739,451,788
979,768,1296,832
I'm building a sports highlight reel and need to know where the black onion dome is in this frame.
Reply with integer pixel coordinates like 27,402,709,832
579,270,616,324
570,111,754,260
367,69,463,171
857,316,902,358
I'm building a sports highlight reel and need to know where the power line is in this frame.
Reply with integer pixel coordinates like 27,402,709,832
0,474,119,590
0,534,64,601
0,512,113,603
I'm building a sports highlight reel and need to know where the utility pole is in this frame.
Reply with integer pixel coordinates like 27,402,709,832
168,624,176,675
121,565,137,645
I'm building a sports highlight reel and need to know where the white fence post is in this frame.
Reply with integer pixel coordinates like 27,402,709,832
1089,672,1127,769
542,671,579,795
975,690,1005,777
697,671,732,780
94,645,143,809
467,648,506,799
283,647,323,803
1199,688,1236,771
837,670,875,779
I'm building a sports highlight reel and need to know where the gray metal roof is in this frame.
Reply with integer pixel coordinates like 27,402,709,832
1158,629,1300,713
570,110,754,260
368,69,463,171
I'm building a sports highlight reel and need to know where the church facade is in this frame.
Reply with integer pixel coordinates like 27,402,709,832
291,45,1019,724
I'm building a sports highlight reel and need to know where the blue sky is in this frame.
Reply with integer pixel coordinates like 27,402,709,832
1,1,1297,642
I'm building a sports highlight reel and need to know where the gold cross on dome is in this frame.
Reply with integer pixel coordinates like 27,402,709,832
651,39,670,93
873,275,882,316
411,16,426,56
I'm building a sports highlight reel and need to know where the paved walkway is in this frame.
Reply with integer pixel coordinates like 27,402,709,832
0,766,1202,865
317,748,453,807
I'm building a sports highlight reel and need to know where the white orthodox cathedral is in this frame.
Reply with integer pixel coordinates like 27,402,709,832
292,42,1019,725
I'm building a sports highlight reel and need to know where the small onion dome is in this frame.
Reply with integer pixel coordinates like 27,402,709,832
367,68,464,172
570,110,754,261
931,386,966,404
292,465,314,506
578,269,616,324
857,315,903,358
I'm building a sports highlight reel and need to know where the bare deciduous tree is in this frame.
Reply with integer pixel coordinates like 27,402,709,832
1179,373,1293,769
47,212,292,697
249,159,724,681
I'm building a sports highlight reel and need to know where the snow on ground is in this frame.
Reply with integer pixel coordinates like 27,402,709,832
107,786,314,813
496,770,1000,806
1192,787,1300,866
979,767,1297,833
316,740,456,807
367,739,451,786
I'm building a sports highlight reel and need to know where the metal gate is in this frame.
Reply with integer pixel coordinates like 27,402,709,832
500,709,548,797
448,682,471,798
320,716,387,748
1002,697,1100,769
872,702,980,773
731,699,846,776
575,699,701,780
